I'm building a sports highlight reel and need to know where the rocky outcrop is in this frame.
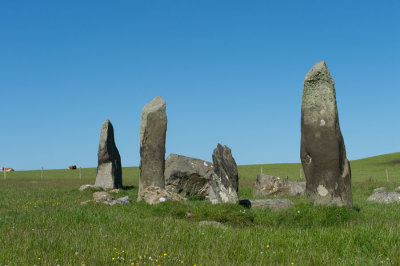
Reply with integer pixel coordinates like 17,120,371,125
208,172,238,204
300,61,352,208
138,96,167,200
94,120,122,189
212,144,239,192
139,186,187,205
253,174,305,197
164,154,213,197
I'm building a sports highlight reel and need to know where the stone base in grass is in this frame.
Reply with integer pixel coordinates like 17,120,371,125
239,199,293,211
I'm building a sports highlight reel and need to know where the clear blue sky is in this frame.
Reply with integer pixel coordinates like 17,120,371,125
1,1,399,170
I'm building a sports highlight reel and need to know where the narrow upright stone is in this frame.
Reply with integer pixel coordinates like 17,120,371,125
95,120,122,189
138,96,167,200
300,61,352,208
212,144,239,192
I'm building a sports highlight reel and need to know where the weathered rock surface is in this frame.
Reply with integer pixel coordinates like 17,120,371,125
239,199,293,211
395,186,400,192
79,184,102,191
94,120,122,189
93,191,114,202
208,172,238,204
81,193,131,205
138,96,167,200
253,174,306,197
212,144,239,192
300,61,352,208
139,186,187,205
165,154,213,197
367,191,400,203
104,196,132,206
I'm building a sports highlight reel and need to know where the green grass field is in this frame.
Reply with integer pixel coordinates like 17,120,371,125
1,153,400,265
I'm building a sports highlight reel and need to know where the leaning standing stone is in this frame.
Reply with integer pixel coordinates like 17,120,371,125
138,96,167,200
212,144,239,192
94,120,122,189
300,61,352,208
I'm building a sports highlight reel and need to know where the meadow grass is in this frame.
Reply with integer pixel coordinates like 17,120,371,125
1,153,400,265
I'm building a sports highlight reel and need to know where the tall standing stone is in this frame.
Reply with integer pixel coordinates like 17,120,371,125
300,61,352,208
212,144,239,192
138,96,167,200
94,120,122,189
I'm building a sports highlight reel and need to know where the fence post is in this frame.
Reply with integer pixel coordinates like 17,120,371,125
3,167,6,180
41,166,44,179
386,168,389,182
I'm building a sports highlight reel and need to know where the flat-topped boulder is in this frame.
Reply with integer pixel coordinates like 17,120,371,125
94,120,122,189
253,174,305,197
165,154,213,197
239,199,293,211
138,96,167,200
300,61,352,208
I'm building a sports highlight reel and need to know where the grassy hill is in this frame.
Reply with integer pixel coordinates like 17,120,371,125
1,153,400,265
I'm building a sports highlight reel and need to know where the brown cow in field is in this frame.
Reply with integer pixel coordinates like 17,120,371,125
2,167,14,172
68,165,77,170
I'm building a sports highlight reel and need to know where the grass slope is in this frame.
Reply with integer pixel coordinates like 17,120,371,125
1,153,400,265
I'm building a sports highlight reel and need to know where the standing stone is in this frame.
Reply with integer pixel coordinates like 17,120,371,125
94,120,122,189
212,144,239,192
208,171,238,204
138,96,167,200
300,61,352,208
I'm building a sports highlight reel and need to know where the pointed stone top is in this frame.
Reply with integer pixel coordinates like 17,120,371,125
143,96,166,113
304,61,333,83
102,119,111,127
101,120,114,135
